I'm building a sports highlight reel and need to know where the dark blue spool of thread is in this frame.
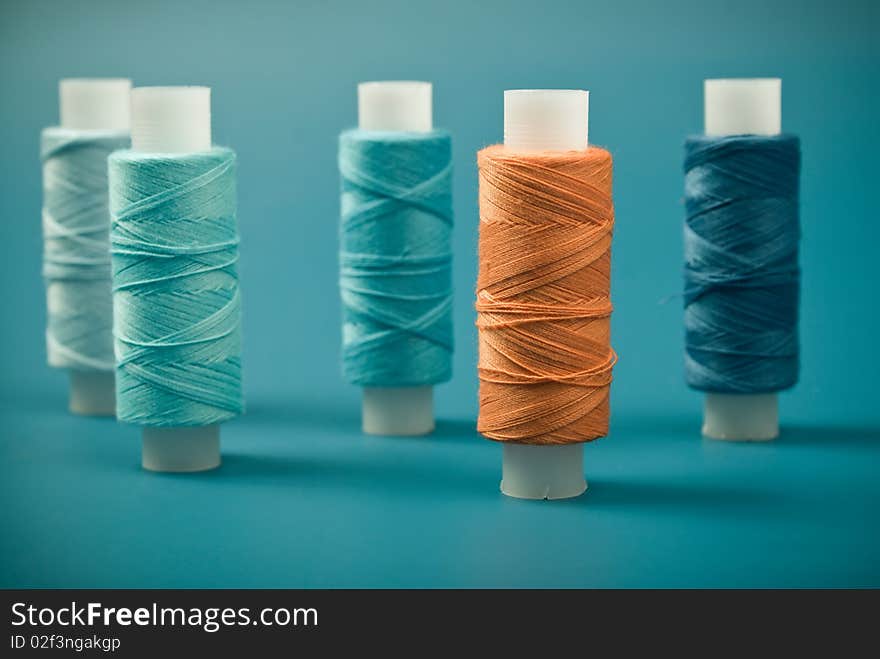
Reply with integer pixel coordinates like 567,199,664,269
683,134,801,393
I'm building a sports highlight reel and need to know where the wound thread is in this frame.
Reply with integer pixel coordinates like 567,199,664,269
41,128,130,371
476,145,616,445
108,147,244,426
338,130,454,387
683,134,801,393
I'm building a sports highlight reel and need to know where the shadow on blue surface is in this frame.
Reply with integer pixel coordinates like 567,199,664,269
429,418,480,444
208,451,493,498
1,391,878,586
571,478,783,516
610,413,698,438
241,395,480,443
242,397,361,431
612,412,880,450
779,425,879,448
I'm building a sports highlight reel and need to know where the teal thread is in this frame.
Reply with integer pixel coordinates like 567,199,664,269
108,147,244,426
41,127,129,371
338,130,454,387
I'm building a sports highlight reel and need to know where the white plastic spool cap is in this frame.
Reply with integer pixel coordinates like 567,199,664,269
131,86,211,153
704,78,781,137
504,89,588,152
59,78,132,416
356,81,435,436
701,78,781,441
358,81,432,132
60,78,131,131
499,89,590,500
130,85,220,471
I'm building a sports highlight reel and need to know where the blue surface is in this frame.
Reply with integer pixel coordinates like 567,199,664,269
0,0,878,587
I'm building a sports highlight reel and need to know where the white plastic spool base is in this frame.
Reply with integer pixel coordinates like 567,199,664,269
142,426,220,472
502,444,587,499
499,90,590,500
58,78,131,416
68,371,115,417
362,387,434,436
702,393,778,441
131,86,220,471
702,79,781,441
357,81,435,436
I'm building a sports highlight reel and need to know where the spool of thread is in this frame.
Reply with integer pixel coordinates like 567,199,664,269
476,90,616,500
108,86,243,471
339,81,453,436
41,78,131,416
683,78,800,441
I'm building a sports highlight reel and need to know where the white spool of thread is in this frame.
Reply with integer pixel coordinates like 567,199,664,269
356,81,436,436
701,78,782,441
130,86,221,472
57,78,131,416
498,89,592,500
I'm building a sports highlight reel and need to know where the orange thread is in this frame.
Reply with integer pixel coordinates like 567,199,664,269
476,145,616,445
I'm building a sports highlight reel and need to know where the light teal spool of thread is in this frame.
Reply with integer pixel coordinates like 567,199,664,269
108,147,244,426
41,128,129,372
338,129,454,387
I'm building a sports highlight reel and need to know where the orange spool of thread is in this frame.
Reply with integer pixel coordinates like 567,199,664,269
476,90,616,499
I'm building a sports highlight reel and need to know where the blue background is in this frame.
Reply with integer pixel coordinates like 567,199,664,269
0,0,877,587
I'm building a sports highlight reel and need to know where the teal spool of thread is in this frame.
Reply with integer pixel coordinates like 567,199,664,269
108,147,244,427
41,128,129,373
338,129,454,388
